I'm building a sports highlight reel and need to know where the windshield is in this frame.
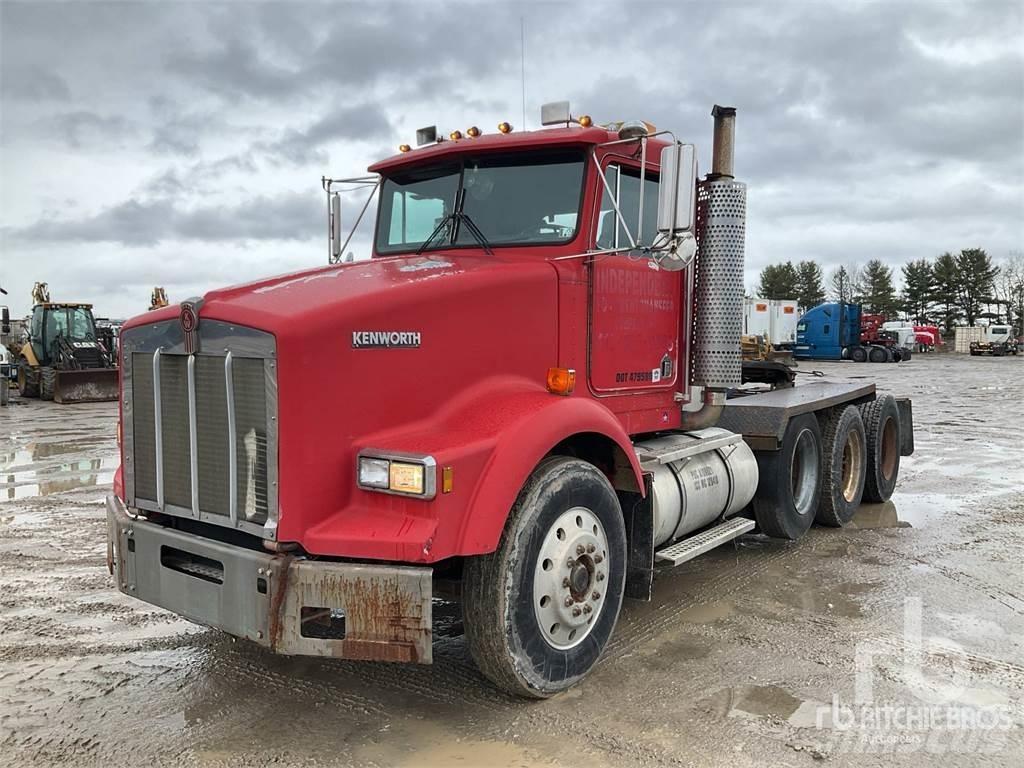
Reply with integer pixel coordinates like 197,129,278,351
375,150,585,254
46,307,95,342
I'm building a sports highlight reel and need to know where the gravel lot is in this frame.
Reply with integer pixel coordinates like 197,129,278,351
1,353,1021,767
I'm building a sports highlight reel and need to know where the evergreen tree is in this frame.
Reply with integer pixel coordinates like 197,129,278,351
795,260,826,309
954,248,999,326
756,262,800,299
860,259,898,316
900,258,934,323
932,252,961,333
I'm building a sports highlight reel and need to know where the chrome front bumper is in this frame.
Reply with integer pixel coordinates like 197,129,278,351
106,495,432,663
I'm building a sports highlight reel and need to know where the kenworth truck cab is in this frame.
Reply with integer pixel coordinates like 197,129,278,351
107,104,914,697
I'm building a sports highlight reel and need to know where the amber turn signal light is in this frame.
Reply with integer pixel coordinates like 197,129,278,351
546,367,576,396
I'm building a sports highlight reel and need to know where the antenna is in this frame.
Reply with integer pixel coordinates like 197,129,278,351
520,17,527,130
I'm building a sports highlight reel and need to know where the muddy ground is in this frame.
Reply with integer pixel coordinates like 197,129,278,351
1,353,1022,767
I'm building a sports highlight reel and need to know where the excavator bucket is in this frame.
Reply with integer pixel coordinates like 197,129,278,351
53,368,119,404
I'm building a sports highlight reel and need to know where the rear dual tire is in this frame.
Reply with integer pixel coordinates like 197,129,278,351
463,457,627,698
815,406,867,527
753,414,822,540
859,394,901,503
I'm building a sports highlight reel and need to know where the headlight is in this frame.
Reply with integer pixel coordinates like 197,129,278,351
357,457,390,489
357,451,437,499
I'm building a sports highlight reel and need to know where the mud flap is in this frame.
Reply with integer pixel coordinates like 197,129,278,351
54,368,119,403
895,397,914,456
619,474,655,601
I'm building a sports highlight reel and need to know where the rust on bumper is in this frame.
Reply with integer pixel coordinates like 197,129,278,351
106,494,432,663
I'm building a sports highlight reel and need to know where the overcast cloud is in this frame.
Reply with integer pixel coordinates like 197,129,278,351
1,0,1022,319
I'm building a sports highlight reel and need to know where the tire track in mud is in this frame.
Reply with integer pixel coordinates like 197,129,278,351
860,539,1024,617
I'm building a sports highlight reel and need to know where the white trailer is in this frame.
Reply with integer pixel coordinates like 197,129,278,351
770,300,799,347
744,298,798,348
743,298,771,339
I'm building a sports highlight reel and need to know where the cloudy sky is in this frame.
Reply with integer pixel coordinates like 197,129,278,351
1,0,1022,319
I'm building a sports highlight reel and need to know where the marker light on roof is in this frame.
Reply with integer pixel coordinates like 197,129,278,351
497,122,513,134
466,126,481,137
398,144,411,152
578,115,593,127
450,130,463,140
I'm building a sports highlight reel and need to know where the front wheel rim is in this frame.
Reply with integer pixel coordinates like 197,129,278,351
533,506,609,650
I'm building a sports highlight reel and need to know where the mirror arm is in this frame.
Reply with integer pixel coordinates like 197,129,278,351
638,137,647,248
332,179,381,264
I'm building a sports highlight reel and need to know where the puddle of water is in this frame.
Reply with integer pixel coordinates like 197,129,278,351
1,455,117,499
432,598,464,638
352,715,569,768
849,501,914,530
680,599,736,624
707,684,825,728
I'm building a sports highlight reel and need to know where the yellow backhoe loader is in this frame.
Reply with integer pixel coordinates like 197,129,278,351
17,284,118,403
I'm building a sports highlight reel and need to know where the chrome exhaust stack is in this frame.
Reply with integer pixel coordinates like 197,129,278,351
682,105,745,430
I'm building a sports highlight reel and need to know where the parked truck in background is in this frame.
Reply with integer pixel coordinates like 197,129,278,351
106,105,914,698
795,302,911,363
882,321,940,353
969,324,1017,356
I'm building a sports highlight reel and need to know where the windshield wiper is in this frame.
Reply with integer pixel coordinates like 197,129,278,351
454,211,494,255
416,189,493,255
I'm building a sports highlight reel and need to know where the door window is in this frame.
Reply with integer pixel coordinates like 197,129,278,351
597,164,659,249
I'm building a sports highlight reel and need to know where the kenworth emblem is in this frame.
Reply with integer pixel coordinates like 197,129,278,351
352,330,421,349
180,301,200,354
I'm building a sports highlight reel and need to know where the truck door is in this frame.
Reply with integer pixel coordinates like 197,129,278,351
588,163,681,395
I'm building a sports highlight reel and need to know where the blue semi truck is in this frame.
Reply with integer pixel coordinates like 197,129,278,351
794,302,909,363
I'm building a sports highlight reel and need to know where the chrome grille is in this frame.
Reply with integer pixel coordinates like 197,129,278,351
121,319,278,539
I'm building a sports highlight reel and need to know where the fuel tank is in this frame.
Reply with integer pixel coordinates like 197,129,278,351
634,427,759,547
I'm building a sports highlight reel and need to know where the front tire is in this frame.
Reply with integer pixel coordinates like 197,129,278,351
462,457,627,698
39,367,56,401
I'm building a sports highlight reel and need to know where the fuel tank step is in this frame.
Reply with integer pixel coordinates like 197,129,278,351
654,517,756,566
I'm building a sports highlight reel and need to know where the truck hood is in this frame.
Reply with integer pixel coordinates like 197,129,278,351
134,256,552,331
127,253,548,333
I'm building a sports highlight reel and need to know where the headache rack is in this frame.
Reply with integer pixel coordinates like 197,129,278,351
120,318,279,539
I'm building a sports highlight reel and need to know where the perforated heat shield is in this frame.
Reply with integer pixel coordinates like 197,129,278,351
692,178,746,388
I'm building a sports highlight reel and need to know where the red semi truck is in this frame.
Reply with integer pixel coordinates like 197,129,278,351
107,104,914,697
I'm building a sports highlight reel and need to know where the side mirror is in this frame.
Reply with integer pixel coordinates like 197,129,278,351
657,143,697,235
329,193,342,260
